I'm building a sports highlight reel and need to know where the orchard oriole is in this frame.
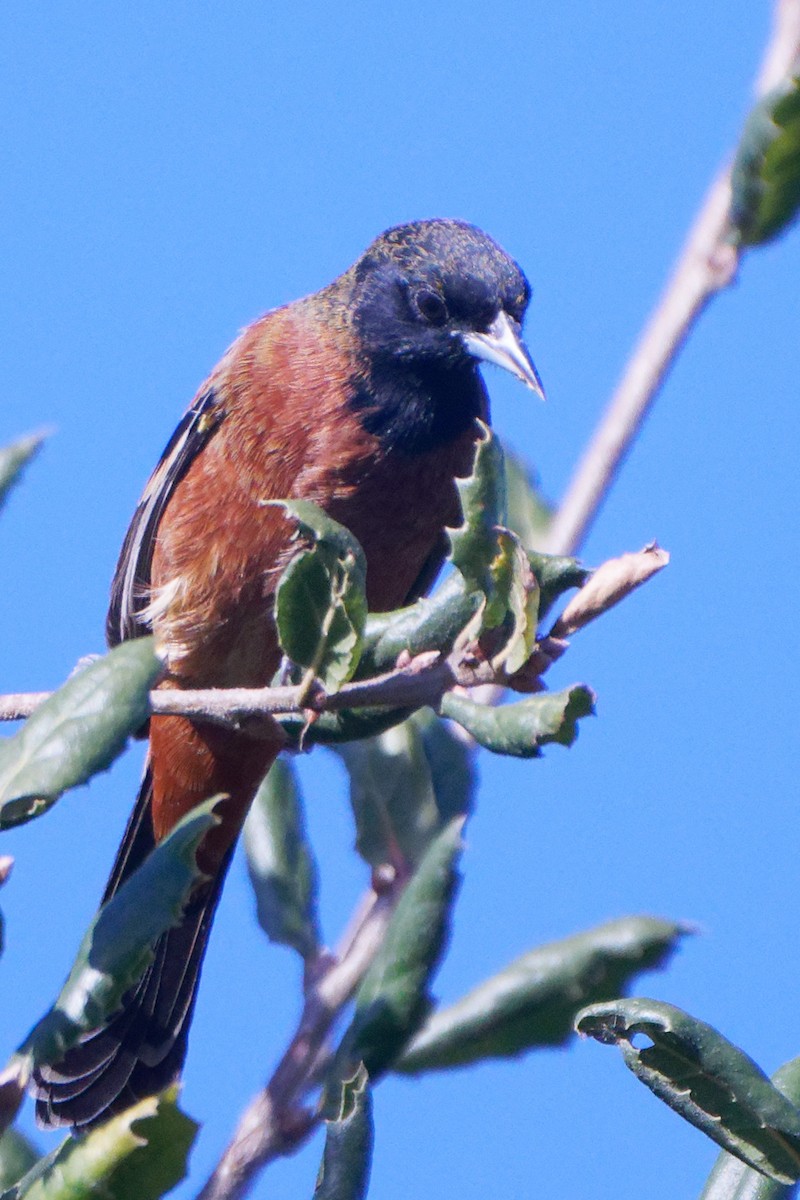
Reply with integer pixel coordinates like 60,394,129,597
32,218,543,1129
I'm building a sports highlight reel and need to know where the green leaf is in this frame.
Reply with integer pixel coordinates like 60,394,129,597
0,641,163,829
342,818,464,1078
398,916,689,1074
447,422,507,595
699,1058,800,1200
337,711,474,872
0,1129,40,1190
576,998,800,1184
3,1087,196,1200
314,1066,373,1200
0,433,46,512
731,74,800,245
486,528,539,672
440,684,595,757
527,551,590,623
274,501,368,692
358,573,482,677
337,720,442,870
243,758,321,960
277,706,415,749
502,442,553,552
414,711,475,825
12,799,218,1078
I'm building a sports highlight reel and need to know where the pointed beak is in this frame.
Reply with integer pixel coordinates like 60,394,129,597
461,310,545,399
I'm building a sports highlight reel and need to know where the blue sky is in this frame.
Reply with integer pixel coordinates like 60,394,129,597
1,3,799,1197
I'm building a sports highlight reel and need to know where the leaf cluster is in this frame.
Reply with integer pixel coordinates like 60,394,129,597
0,428,680,1199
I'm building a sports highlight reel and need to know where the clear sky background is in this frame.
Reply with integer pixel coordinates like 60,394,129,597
1,3,799,1197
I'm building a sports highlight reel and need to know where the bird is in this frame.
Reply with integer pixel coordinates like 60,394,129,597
32,217,543,1129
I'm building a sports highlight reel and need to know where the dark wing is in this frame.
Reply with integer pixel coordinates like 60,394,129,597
33,766,232,1130
107,389,225,646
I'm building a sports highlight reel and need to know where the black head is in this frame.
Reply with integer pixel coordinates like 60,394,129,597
329,219,542,455
345,219,542,395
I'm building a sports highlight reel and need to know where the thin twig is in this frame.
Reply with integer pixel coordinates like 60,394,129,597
543,0,800,558
0,654,490,726
0,543,670,729
196,883,399,1200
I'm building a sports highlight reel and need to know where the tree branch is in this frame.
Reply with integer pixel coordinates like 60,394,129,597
196,884,400,1200
543,0,800,558
0,545,668,729
0,653,469,726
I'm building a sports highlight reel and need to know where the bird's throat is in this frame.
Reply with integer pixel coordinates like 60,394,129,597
348,357,489,456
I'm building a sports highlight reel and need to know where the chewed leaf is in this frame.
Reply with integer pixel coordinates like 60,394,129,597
448,422,507,593
0,641,162,829
576,998,800,1184
486,528,539,671
315,1066,374,1200
440,685,595,758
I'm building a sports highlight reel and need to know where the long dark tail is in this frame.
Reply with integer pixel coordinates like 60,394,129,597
32,767,231,1130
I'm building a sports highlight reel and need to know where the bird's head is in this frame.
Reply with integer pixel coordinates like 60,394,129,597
346,218,544,398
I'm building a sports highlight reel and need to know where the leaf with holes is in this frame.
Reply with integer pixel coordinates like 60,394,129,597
243,758,321,961
0,641,162,830
398,916,689,1074
440,685,595,758
274,501,368,692
576,998,800,1184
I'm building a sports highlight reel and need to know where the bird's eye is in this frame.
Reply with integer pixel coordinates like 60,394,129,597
414,288,448,326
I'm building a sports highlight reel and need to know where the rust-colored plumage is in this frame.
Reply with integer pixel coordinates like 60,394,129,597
32,218,542,1129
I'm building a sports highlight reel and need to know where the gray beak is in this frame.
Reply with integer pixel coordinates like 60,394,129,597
461,310,545,399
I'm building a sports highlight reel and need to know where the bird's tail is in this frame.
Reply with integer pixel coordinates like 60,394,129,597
32,716,278,1130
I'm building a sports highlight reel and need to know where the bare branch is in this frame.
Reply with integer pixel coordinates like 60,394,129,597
543,0,800,558
0,649,506,728
196,884,399,1200
0,541,672,731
